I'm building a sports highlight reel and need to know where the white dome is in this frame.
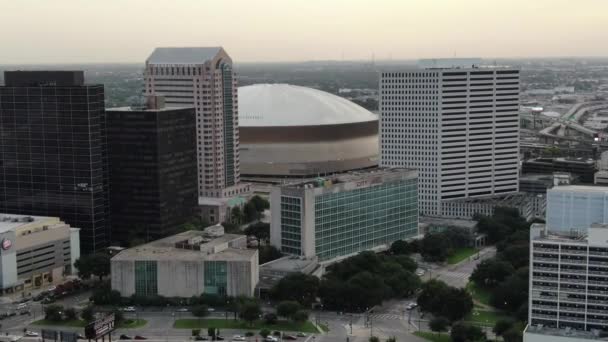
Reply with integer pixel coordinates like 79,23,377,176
238,84,377,127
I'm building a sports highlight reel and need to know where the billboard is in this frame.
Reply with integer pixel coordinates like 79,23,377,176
84,314,115,339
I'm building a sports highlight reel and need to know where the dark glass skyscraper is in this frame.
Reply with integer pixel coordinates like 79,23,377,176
106,98,198,245
0,71,110,253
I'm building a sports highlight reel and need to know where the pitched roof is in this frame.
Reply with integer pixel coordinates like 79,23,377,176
147,47,222,64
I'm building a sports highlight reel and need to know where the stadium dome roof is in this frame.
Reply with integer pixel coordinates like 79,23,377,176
238,84,378,127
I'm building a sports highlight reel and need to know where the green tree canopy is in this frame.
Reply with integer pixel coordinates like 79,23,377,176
270,273,320,305
74,253,111,280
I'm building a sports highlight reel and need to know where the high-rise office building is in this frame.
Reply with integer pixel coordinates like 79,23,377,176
525,223,608,342
144,47,248,200
270,168,418,262
0,71,109,253
106,97,198,245
379,59,520,216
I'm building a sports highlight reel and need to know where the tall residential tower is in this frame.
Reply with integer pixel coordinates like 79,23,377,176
144,47,248,200
379,59,520,216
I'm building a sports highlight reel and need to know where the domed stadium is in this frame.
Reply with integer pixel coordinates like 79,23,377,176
238,84,379,177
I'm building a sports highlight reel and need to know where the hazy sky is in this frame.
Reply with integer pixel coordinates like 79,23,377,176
1,0,607,64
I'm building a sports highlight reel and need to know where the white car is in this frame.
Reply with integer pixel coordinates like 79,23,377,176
232,336,246,341
122,306,136,312
265,337,278,342
406,302,418,310
207,307,215,312
415,270,425,276
25,331,39,337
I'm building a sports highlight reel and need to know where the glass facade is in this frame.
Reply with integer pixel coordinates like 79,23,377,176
280,196,302,255
314,178,418,261
0,72,109,254
204,261,227,296
134,260,158,296
222,64,235,187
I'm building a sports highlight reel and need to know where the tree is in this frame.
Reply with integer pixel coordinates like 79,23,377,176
292,310,309,323
112,308,124,325
503,326,523,342
249,195,270,213
471,259,515,288
419,233,451,262
277,301,301,319
231,206,244,224
245,222,270,247
74,253,111,280
385,269,420,298
81,306,95,322
493,319,515,337
491,268,529,313
417,280,473,321
429,317,450,336
45,305,63,322
208,327,217,340
192,329,201,337
369,337,380,342
450,322,485,342
390,238,413,256
221,221,240,234
259,329,271,338
192,305,209,318
259,245,283,264
239,302,262,326
91,286,122,305
270,273,320,305
386,337,397,342
264,313,278,325
243,202,258,223
64,308,77,321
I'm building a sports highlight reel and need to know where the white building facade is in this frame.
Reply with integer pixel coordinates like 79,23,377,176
379,61,520,216
525,223,608,342
546,186,608,234
144,47,248,199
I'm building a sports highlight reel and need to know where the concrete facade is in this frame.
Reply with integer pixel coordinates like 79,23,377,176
0,214,80,294
111,231,258,298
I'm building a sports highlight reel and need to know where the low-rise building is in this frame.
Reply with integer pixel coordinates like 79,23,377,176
111,231,258,298
270,168,418,262
522,158,597,184
440,192,546,220
525,223,608,342
0,214,80,294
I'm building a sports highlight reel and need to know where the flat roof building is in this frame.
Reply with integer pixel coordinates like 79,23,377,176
270,168,418,262
106,98,198,245
525,223,608,342
546,185,608,234
523,158,597,184
0,214,80,294
379,62,520,217
111,231,258,298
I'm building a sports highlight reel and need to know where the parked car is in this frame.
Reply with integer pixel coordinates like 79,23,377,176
406,302,418,310
284,335,298,340
41,297,55,304
134,336,147,340
296,333,307,337
207,307,215,312
232,336,246,341
77,334,85,340
122,306,136,312
25,331,39,337
119,335,132,340
216,336,225,341
264,337,278,342
176,308,189,312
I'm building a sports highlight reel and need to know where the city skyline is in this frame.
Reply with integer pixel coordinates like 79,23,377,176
1,0,607,64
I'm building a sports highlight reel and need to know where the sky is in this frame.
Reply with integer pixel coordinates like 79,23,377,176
1,0,607,64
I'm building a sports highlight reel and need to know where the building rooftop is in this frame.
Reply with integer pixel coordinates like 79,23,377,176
260,256,318,273
238,84,377,127
281,168,416,190
147,47,222,64
525,324,605,340
0,214,59,234
112,230,256,262
549,185,608,193
531,223,608,247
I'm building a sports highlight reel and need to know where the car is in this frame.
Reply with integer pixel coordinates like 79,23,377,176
284,335,298,340
41,297,55,304
296,333,307,337
25,331,39,337
415,270,425,276
46,286,57,292
19,311,30,316
119,335,132,340
207,307,215,312
195,336,208,341
176,308,189,312
406,302,418,310
232,336,246,341
122,306,136,312
264,337,277,342
134,336,147,340
216,336,225,341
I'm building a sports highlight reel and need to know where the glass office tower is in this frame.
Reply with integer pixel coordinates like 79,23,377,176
0,71,110,253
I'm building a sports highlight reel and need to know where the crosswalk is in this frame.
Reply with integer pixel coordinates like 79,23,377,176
368,313,404,321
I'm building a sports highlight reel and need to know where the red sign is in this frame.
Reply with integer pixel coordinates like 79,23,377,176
2,239,12,250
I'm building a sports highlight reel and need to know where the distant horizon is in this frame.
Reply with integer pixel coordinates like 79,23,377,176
1,55,608,67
